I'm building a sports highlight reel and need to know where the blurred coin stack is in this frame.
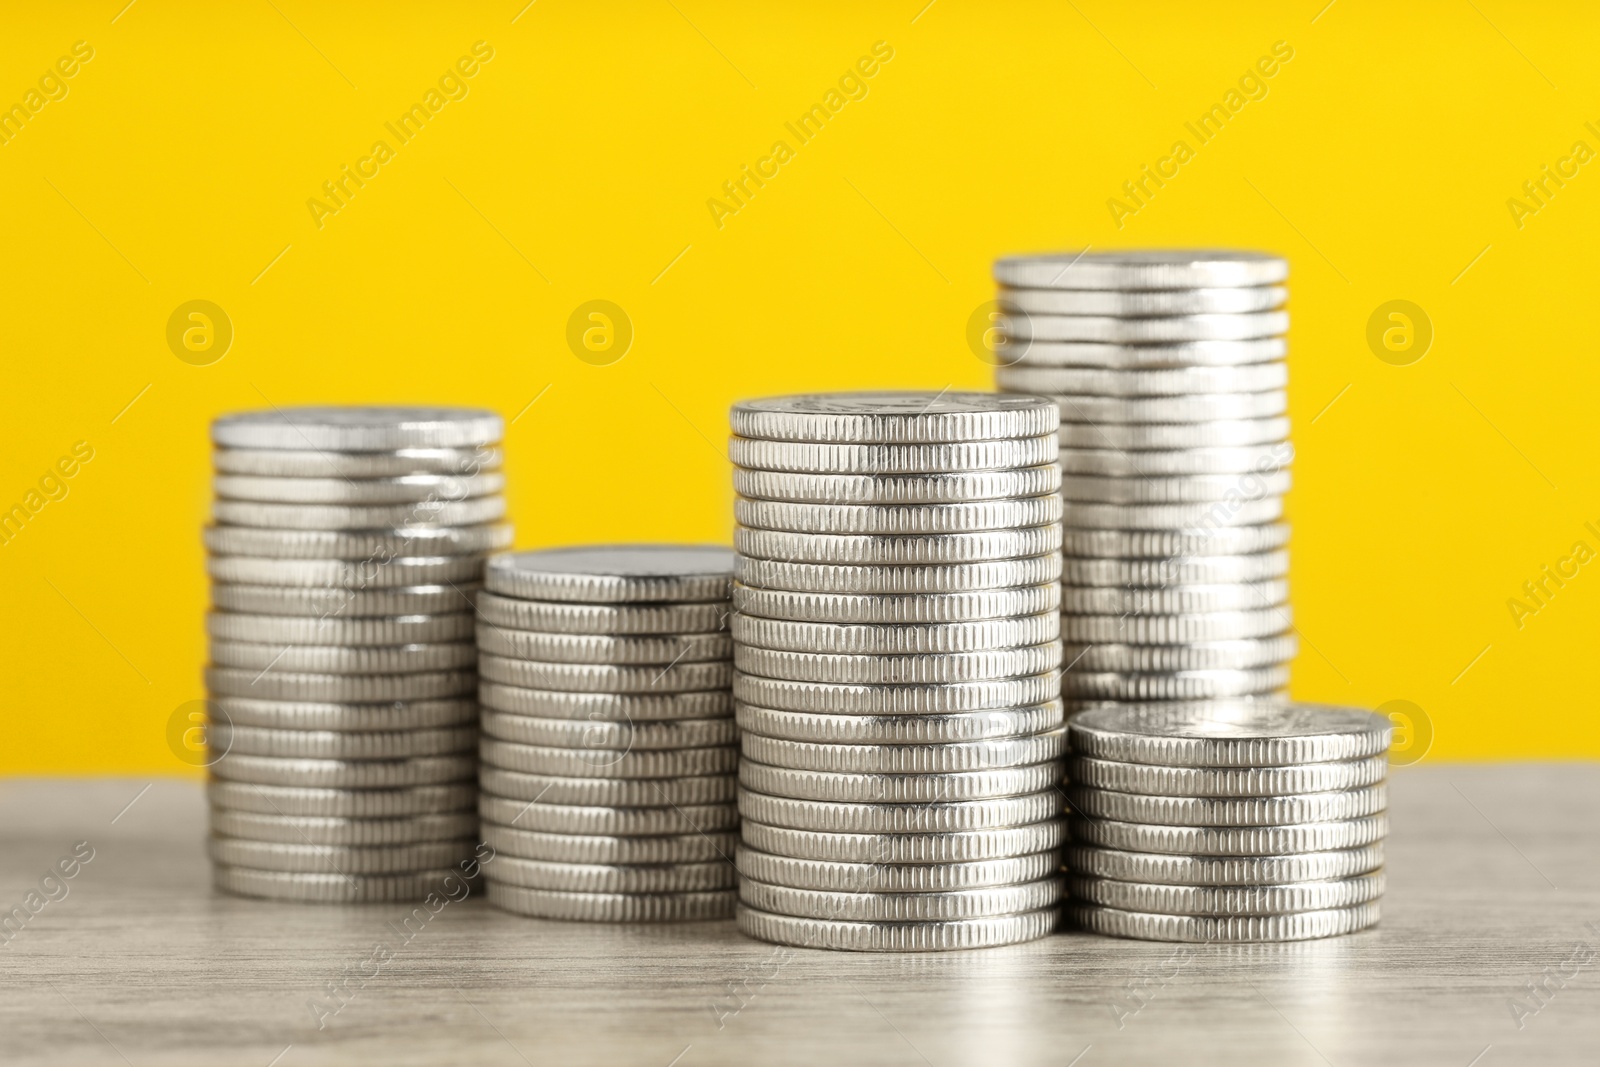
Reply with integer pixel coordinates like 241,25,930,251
204,407,508,903
1065,702,1391,941
475,546,740,922
728,392,1069,952
991,251,1295,707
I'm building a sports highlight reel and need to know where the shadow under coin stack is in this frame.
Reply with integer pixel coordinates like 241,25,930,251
204,406,508,903
991,250,1295,707
1065,702,1391,942
475,546,740,922
728,392,1069,952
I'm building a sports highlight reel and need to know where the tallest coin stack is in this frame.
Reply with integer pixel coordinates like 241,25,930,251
728,393,1069,951
991,251,1294,707
204,407,509,903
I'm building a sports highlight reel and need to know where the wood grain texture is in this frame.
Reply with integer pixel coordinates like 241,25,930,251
1,764,1597,1066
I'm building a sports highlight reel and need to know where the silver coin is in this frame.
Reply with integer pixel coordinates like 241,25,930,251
735,845,1058,893
474,593,728,635
485,545,734,604
1067,754,1388,797
208,640,476,674
1001,362,1287,398
734,496,1063,535
1004,337,1286,368
214,864,470,903
481,824,735,864
213,496,505,530
994,250,1288,291
737,789,1059,833
1065,842,1385,886
1062,666,1290,701
1069,901,1380,943
998,285,1287,317
206,780,476,818
735,701,1065,745
479,709,735,750
206,666,474,702
1063,552,1289,587
210,583,476,618
209,753,474,788
1062,524,1290,559
734,672,1060,714
1063,636,1297,672
1068,702,1395,768
1059,471,1291,505
1067,784,1387,826
1060,609,1290,644
211,696,477,731
731,613,1059,655
1060,497,1282,530
735,643,1062,686
209,724,475,760
1069,813,1387,856
1059,443,1294,477
478,795,737,835
739,761,1058,803
728,436,1057,475
206,555,484,588
742,819,1066,863
737,904,1056,951
479,682,732,722
480,767,734,806
207,836,474,874
480,737,737,779
1066,872,1386,916
213,445,501,478
731,582,1060,624
733,465,1061,505
212,407,503,451
1004,311,1287,345
741,875,1064,922
730,392,1058,444
475,626,732,665
477,655,732,694
207,611,475,647
213,472,505,505
735,526,1062,567
1062,581,1287,615
487,883,736,922
203,524,511,560
735,555,1061,595
741,732,1064,774
209,809,478,846
1057,417,1289,451
490,856,736,893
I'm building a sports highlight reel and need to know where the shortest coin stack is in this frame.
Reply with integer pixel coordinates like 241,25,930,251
1064,701,1391,942
476,545,740,922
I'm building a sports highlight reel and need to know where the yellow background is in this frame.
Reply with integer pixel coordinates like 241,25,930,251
3,0,1596,773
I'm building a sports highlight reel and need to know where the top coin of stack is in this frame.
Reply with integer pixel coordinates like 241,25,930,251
204,406,509,903
991,251,1294,707
728,392,1069,952
1064,700,1392,942
475,545,740,923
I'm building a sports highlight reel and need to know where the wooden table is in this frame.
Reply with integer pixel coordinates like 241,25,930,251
2,765,1597,1066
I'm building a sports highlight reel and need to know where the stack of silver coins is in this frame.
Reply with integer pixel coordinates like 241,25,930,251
475,545,740,922
203,407,508,903
991,250,1294,707
728,392,1069,952
1065,702,1391,941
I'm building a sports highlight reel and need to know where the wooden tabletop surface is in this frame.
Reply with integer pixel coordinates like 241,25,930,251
2,764,1597,1066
